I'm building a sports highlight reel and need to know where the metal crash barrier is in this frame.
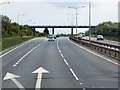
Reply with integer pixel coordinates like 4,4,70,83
69,36,120,60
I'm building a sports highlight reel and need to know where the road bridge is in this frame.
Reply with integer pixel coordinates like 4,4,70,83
29,25,96,36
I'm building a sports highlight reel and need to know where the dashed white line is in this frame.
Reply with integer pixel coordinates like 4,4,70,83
19,41,46,61
80,83,83,85
70,68,79,81
59,50,61,53
13,41,46,67
57,40,80,82
17,61,21,63
68,38,119,66
57,40,59,49
13,64,17,67
61,54,64,58
19,59,22,61
63,59,69,66
15,62,19,65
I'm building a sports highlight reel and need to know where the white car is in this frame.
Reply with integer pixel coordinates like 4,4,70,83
76,34,83,39
97,35,104,40
48,35,55,41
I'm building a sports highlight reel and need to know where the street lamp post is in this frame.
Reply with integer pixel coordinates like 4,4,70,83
75,8,78,36
0,2,14,42
17,14,25,24
26,19,32,25
67,14,75,26
69,6,85,36
67,14,76,36
17,14,25,37
89,1,91,41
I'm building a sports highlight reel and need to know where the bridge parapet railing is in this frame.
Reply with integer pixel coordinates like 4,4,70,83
69,36,120,60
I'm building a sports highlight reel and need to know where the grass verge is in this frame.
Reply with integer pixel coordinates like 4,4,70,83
104,36,120,42
2,36,34,51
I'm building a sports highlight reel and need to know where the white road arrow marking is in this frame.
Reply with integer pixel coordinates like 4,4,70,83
3,72,25,90
32,67,49,89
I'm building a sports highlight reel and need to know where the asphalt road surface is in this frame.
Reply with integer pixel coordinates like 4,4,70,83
82,36,119,46
1,37,119,89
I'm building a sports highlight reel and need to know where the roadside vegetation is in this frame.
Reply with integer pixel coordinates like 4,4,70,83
2,36,33,50
85,21,120,41
1,15,45,51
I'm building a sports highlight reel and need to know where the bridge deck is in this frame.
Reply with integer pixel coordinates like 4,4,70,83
29,25,96,28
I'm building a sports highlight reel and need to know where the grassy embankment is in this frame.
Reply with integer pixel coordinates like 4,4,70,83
2,36,34,51
104,36,120,42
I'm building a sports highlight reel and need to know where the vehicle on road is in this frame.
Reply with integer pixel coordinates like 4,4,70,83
97,35,104,40
56,35,59,38
77,34,83,39
48,35,55,41
53,35,57,39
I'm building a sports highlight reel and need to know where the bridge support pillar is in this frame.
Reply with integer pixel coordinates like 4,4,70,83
52,28,54,35
32,28,36,37
71,28,73,36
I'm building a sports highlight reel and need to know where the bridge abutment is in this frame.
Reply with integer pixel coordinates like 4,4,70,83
31,28,36,37
71,28,73,36
52,28,54,35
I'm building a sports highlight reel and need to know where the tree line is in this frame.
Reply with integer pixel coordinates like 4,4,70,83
1,15,47,38
85,21,120,38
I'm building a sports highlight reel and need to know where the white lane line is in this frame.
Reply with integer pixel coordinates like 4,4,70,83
61,54,64,58
80,83,83,85
0,38,37,58
68,38,119,66
63,59,69,66
57,40,59,49
17,60,21,63
70,68,79,81
19,41,46,61
59,50,61,53
13,41,46,67
57,40,80,82
15,62,19,65
13,64,17,67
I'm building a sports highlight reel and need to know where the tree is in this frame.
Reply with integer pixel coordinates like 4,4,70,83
1,15,35,38
1,15,11,38
85,21,119,38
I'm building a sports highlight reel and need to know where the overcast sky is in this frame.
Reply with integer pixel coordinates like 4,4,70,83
0,0,119,34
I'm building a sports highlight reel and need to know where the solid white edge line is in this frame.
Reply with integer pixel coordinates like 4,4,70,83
70,68,79,81
0,38,36,58
68,38,119,66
